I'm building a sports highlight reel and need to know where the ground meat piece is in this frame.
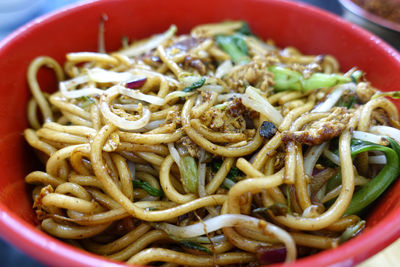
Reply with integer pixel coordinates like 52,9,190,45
201,90,213,102
33,185,54,209
224,115,246,132
208,108,225,130
282,107,352,145
223,57,274,93
165,110,182,127
355,82,376,103
274,151,285,170
176,136,201,158
199,97,253,133
199,104,247,133
184,55,207,75
226,97,246,117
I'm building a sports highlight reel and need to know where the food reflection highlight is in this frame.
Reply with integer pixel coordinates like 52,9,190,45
24,21,400,266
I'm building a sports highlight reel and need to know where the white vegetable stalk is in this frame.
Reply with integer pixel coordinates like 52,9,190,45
304,143,328,176
323,149,341,166
63,74,90,87
368,155,387,164
215,60,233,78
156,214,296,263
312,83,356,113
222,178,236,189
88,68,144,83
60,75,104,98
118,86,164,105
119,25,177,57
199,84,225,93
370,125,400,143
130,69,179,85
168,143,182,168
60,82,103,99
217,93,243,103
144,119,165,130
353,131,387,145
127,161,136,180
179,74,202,85
242,86,283,126
164,91,195,103
100,86,150,130
112,104,139,111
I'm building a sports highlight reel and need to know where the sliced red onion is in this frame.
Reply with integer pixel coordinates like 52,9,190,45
256,246,287,265
126,77,147,89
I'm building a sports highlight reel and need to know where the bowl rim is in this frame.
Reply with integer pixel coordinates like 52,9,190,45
0,0,400,266
338,0,400,33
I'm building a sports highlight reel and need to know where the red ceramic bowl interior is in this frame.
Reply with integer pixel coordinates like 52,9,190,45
0,0,400,266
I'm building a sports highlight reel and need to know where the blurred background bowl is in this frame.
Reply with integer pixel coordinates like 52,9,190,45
0,0,400,266
338,0,400,49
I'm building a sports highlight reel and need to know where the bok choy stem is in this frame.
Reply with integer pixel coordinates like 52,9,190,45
269,65,352,92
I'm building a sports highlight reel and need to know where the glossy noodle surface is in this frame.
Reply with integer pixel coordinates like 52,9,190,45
24,21,400,266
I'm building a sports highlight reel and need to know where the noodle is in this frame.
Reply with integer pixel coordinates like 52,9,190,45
24,21,400,266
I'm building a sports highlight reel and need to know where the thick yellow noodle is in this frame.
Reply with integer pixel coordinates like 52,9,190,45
24,21,400,266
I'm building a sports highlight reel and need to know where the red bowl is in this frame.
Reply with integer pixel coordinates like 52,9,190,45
0,0,400,266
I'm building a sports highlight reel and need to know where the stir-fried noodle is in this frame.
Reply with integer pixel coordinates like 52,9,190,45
24,21,400,266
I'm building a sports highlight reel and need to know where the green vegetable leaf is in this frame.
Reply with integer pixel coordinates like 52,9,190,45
180,156,198,193
211,160,243,189
226,166,243,181
387,137,400,162
302,73,350,92
132,180,164,197
350,70,363,84
211,161,222,173
77,96,95,108
268,66,303,91
336,95,357,109
340,220,365,243
215,34,250,65
183,77,206,92
237,21,253,36
285,186,292,214
179,240,211,254
211,160,243,182
325,171,342,193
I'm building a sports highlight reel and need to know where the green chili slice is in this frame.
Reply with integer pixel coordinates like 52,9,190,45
345,139,400,215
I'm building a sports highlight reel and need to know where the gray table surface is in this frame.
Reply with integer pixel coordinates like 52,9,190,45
0,0,381,266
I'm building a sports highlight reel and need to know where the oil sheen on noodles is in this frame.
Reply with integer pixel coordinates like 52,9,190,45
24,21,400,266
